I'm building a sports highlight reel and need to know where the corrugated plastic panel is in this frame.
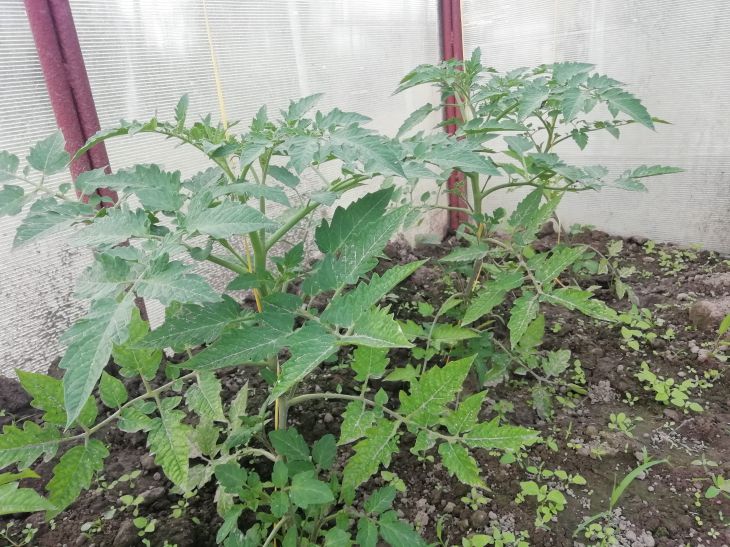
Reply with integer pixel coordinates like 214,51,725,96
0,1,443,375
0,1,91,377
462,0,730,252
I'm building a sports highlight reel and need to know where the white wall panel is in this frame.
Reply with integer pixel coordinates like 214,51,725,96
462,0,730,252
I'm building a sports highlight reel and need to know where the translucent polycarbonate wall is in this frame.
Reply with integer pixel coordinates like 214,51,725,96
0,0,442,376
462,0,730,252
0,1,91,378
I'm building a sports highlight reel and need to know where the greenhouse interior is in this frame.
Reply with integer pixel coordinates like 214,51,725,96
0,1,728,545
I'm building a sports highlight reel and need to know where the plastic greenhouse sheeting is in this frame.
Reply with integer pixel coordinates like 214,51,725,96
0,0,443,376
462,0,730,253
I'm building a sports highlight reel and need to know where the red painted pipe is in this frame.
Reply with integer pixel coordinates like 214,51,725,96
439,0,469,229
24,0,115,204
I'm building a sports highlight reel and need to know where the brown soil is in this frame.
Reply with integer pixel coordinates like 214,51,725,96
2,230,730,547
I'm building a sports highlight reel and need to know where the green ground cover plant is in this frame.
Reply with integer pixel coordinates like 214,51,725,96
0,53,681,545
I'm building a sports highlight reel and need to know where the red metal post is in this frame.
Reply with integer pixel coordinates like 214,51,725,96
24,0,115,203
439,0,469,229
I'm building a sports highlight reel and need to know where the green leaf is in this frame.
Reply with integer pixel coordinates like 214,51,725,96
329,125,405,177
0,151,20,182
0,421,60,469
216,506,243,545
46,439,108,516
306,207,409,294
356,518,378,547
364,485,396,515
99,371,128,408
315,187,392,254
438,443,484,488
0,468,40,487
342,418,400,502
186,372,225,422
16,370,96,428
0,482,56,516
561,87,587,120
341,306,413,349
136,254,220,305
174,94,189,128
117,401,155,433
519,314,545,351
542,349,572,378
718,314,730,336
214,462,247,493
378,514,426,547
339,401,376,446
312,434,337,470
464,417,539,451
269,429,310,462
72,207,149,247
534,246,586,284
627,165,684,179
398,355,474,426
0,184,24,216
462,271,524,325
95,165,182,211
430,324,478,348
518,81,550,120
602,88,654,129
439,245,489,263
289,473,334,508
139,297,241,350
508,292,540,349
322,261,425,328
27,132,69,175
75,252,135,301
397,103,435,138
272,460,288,488
60,297,135,427
185,200,276,239
426,140,501,176
112,308,162,380
285,135,320,173
285,93,324,120
541,288,618,322
442,391,487,436
222,182,290,207
551,62,594,84
147,397,190,488
183,325,290,371
270,490,289,518
351,346,389,382
267,165,300,188
270,324,337,399
14,198,94,248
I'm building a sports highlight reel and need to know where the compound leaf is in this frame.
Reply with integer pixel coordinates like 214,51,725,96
46,439,108,516
147,397,190,488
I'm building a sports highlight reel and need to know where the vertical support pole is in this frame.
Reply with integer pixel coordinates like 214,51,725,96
24,0,114,200
439,0,469,229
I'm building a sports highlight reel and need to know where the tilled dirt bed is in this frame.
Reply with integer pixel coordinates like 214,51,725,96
2,230,730,547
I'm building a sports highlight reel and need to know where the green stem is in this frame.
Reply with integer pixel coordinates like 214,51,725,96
468,172,482,218
481,180,583,198
264,202,319,252
249,232,268,294
262,516,289,547
205,252,250,276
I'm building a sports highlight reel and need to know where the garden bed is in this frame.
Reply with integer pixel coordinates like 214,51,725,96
2,230,729,547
